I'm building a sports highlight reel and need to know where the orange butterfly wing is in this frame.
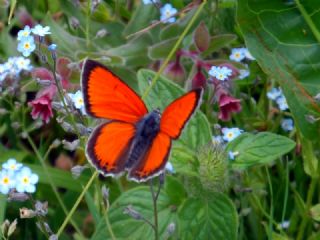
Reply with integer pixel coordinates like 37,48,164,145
160,88,203,139
81,59,148,123
128,132,171,182
86,121,135,175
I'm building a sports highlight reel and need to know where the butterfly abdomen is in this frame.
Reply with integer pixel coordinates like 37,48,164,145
126,110,161,168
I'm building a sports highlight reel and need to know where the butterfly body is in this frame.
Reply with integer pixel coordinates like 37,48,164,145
126,110,161,169
82,59,202,182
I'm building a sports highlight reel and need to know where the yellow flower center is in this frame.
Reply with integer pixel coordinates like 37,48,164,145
235,53,240,58
23,177,29,184
227,133,233,138
219,74,224,79
24,43,30,49
10,165,16,170
3,177,9,184
23,32,28,36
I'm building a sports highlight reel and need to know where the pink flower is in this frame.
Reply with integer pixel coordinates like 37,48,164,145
29,88,55,123
164,55,185,84
218,93,241,121
192,67,207,89
29,74,57,123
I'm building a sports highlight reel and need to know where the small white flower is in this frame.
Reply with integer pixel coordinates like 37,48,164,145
238,69,250,79
68,90,86,115
0,170,16,194
228,151,239,160
160,4,177,23
32,24,51,36
15,57,32,71
17,36,36,57
279,220,290,229
229,48,246,62
267,87,282,100
17,25,32,41
222,128,243,142
2,158,23,172
165,162,175,173
281,118,294,132
276,95,289,111
208,66,232,81
212,135,223,144
15,167,39,193
142,0,157,4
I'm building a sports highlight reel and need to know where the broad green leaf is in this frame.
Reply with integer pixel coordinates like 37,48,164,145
44,17,89,58
106,33,153,67
227,132,296,169
201,34,237,57
310,204,320,222
91,187,178,239
237,0,320,139
85,192,101,225
178,192,238,240
123,4,158,36
137,69,211,149
148,37,179,60
301,137,318,177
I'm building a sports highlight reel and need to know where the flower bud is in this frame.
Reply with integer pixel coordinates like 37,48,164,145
164,56,186,85
7,219,17,237
62,139,80,151
123,205,142,220
69,17,80,29
218,93,242,121
198,142,229,192
191,67,207,89
20,208,36,218
8,190,30,202
71,165,89,179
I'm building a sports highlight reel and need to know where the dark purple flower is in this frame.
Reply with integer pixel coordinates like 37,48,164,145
218,93,242,121
192,67,207,89
164,55,185,84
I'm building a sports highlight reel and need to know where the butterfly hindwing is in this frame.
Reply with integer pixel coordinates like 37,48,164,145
81,59,148,123
128,132,171,182
86,121,135,176
160,88,203,139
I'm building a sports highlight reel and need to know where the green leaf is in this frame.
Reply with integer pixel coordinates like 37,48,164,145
237,0,320,139
301,137,318,177
310,204,320,222
137,69,211,148
178,192,238,240
227,132,296,169
106,33,153,67
91,187,178,239
85,192,101,225
123,4,158,36
201,34,237,57
148,37,179,60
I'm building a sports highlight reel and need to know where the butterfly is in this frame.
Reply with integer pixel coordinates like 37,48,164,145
81,59,203,182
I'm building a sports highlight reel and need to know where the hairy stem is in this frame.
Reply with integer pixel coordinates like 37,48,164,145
25,134,84,237
141,0,207,100
56,171,99,237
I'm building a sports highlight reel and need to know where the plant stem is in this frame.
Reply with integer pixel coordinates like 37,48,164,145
86,0,91,47
281,158,289,223
102,200,116,240
141,0,207,100
25,134,84,237
297,177,317,240
265,167,274,239
56,171,99,237
150,178,161,240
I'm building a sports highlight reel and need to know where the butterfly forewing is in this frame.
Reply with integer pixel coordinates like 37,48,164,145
86,121,135,175
160,88,202,139
81,59,148,123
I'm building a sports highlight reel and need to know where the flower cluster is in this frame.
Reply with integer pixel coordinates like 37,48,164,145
0,159,39,194
17,24,51,57
0,56,32,82
267,87,289,111
208,66,233,81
